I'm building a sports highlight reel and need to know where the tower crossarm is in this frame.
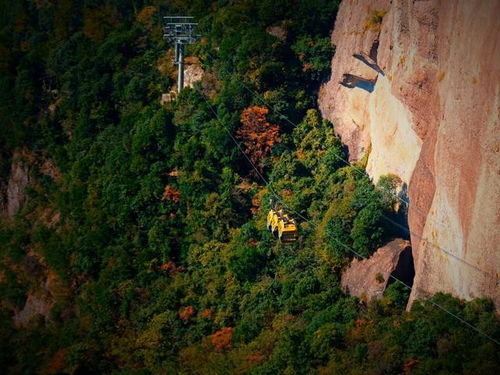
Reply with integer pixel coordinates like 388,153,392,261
163,16,200,93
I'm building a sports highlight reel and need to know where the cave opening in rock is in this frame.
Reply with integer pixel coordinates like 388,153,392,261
388,246,415,288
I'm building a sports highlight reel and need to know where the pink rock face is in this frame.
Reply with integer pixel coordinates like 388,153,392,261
13,293,54,328
341,239,412,302
409,0,500,310
319,0,390,161
12,253,68,328
320,0,500,309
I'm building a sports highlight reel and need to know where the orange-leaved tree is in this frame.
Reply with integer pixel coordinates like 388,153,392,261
161,185,180,202
179,306,195,321
236,106,280,174
211,327,234,351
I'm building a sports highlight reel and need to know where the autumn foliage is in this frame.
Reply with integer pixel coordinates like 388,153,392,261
136,6,157,23
402,358,420,373
159,261,184,276
201,309,213,319
236,106,280,173
211,327,234,351
162,185,181,202
179,306,196,321
83,6,118,42
246,353,265,363
160,260,175,271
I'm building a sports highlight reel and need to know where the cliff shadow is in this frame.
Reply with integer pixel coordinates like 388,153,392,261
339,73,377,93
369,39,379,62
381,182,410,240
395,182,410,236
352,52,384,76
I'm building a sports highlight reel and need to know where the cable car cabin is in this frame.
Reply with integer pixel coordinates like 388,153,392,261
266,208,298,243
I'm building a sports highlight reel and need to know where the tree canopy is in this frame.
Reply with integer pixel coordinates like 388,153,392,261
0,1,498,374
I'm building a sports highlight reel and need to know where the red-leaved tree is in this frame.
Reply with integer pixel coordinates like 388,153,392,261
179,306,195,321
236,106,280,173
211,327,234,351
161,185,180,202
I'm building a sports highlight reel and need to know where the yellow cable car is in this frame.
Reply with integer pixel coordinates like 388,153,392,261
266,206,298,243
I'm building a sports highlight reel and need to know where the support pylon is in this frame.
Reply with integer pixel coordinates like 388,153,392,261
163,16,199,94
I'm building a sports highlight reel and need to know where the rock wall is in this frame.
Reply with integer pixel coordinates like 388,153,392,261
319,0,500,309
0,149,66,326
1,150,31,217
13,252,69,328
1,149,61,217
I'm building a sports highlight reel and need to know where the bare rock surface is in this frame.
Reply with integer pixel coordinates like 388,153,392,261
183,56,204,88
319,0,391,162
341,239,412,302
13,292,54,327
320,0,500,309
266,25,287,41
409,0,500,309
12,252,68,328
160,55,204,104
1,149,62,217
1,150,31,217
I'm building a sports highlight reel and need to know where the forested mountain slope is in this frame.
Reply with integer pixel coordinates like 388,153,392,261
0,1,498,374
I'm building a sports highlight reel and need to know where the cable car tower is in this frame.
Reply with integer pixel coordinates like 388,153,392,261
163,16,199,93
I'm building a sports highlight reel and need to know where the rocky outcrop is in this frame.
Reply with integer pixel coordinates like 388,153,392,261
320,0,500,309
341,239,413,302
1,150,31,217
1,150,61,217
159,54,204,104
183,56,204,88
12,251,68,328
0,150,66,326
13,292,54,327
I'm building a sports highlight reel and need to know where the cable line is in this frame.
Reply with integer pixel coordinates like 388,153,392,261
242,83,438,228
193,85,500,347
227,71,496,281
195,50,480,278
197,49,428,227
190,46,495,281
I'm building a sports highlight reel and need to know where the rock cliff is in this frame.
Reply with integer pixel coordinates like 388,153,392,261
319,0,500,309
12,251,68,328
1,150,31,217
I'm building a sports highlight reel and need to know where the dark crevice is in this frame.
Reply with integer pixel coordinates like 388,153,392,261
369,39,380,62
352,51,384,75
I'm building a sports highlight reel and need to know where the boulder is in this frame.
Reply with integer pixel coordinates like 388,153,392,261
341,238,413,302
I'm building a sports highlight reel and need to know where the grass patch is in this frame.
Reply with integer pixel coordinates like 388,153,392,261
364,9,388,32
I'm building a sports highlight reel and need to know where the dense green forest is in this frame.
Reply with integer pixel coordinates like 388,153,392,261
0,1,498,373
